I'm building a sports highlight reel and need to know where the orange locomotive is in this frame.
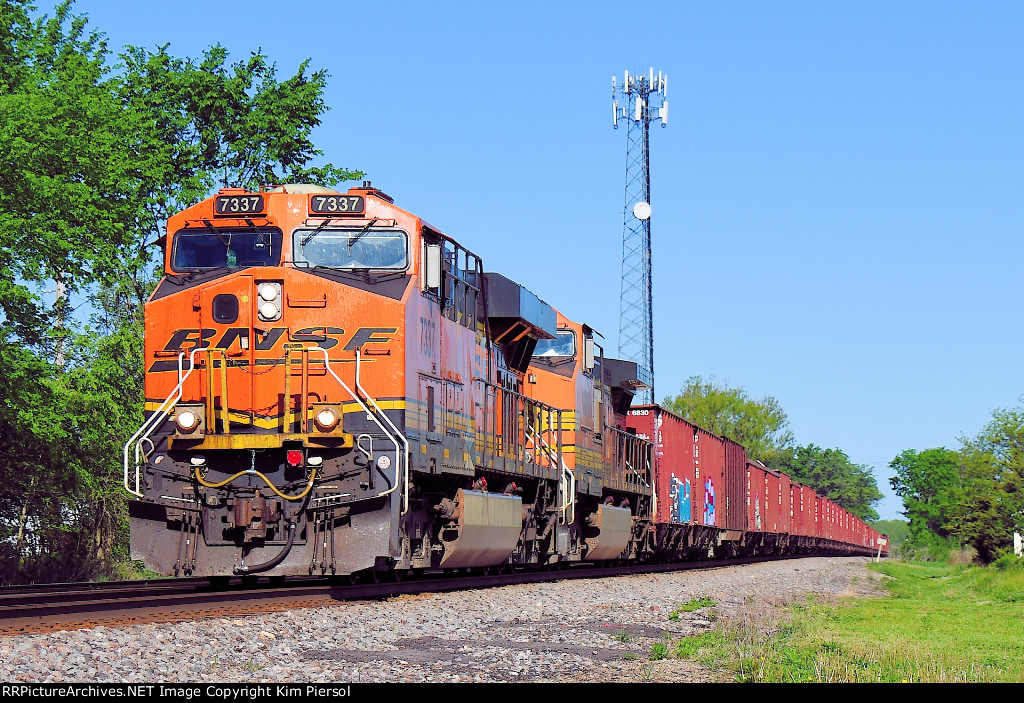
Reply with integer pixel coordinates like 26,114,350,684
124,183,652,577
123,183,885,579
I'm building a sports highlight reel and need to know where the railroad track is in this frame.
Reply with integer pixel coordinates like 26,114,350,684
0,556,782,636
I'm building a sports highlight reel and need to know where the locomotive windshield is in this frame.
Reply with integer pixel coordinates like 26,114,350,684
172,227,282,270
532,330,575,358
292,228,408,270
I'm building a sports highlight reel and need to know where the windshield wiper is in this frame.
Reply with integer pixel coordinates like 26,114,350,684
348,218,379,249
243,218,270,247
201,218,231,246
300,219,332,247
532,356,574,368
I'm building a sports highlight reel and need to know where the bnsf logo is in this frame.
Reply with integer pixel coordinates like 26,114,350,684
148,326,396,372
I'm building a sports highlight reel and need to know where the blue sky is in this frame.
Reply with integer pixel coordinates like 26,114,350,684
64,1,1024,520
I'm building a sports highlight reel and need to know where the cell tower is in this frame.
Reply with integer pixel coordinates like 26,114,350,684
612,68,667,405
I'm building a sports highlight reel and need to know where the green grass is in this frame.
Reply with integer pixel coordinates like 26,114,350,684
674,630,730,666
669,596,718,621
649,640,669,660
651,561,1024,682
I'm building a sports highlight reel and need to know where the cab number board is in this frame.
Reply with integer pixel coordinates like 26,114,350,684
214,195,265,216
310,195,364,215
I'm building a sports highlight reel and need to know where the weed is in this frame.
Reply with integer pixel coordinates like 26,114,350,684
675,630,727,659
610,629,635,643
670,596,718,621
649,641,668,660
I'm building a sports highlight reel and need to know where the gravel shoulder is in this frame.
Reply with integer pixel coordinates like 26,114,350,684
0,556,886,683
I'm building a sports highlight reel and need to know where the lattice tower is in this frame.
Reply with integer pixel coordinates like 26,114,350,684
612,68,667,405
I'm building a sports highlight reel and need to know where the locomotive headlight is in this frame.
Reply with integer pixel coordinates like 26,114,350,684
256,282,282,321
259,301,280,320
314,407,339,432
259,283,279,302
176,410,200,433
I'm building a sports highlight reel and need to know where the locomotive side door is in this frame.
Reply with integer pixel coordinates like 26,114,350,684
419,374,442,472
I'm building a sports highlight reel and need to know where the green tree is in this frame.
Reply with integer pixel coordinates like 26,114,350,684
663,375,794,466
780,444,883,522
0,0,142,347
953,405,1024,563
0,0,362,582
871,519,909,547
888,447,962,547
0,333,141,583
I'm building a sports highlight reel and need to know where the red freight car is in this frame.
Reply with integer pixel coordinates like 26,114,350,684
723,439,748,533
627,405,746,557
790,482,815,550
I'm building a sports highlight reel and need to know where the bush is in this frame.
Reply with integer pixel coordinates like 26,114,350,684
992,553,1024,571
897,535,970,564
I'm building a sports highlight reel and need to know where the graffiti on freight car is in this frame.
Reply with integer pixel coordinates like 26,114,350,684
704,478,716,525
755,494,762,531
670,474,692,524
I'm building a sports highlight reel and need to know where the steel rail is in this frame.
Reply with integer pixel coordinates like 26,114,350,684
0,554,843,636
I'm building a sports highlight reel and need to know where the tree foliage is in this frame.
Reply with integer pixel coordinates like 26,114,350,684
871,519,909,547
778,444,883,522
663,375,794,466
954,406,1024,563
0,0,140,346
891,404,1024,564
889,447,962,546
0,0,360,583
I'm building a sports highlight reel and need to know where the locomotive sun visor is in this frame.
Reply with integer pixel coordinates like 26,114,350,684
602,357,653,415
602,358,653,391
482,272,557,372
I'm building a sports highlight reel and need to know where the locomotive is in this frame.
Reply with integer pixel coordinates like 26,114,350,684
124,183,886,578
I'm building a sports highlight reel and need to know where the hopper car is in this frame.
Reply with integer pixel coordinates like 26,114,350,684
123,183,887,578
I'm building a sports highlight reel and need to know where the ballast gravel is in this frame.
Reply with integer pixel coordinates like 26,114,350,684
0,556,884,683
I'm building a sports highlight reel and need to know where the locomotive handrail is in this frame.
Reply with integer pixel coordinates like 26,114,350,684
314,347,408,515
560,456,577,526
354,349,409,515
481,381,575,525
523,415,576,525
605,424,653,487
123,348,204,498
